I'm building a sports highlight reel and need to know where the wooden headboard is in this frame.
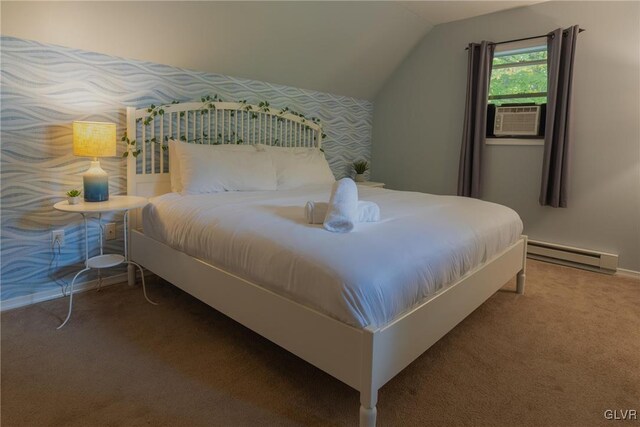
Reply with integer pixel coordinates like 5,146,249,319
125,100,323,228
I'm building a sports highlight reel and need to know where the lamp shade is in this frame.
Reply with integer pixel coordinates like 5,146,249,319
73,121,116,158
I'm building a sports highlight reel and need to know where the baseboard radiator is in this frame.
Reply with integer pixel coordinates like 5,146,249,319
527,239,618,274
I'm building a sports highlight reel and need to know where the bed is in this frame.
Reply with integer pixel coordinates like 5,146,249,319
125,102,527,426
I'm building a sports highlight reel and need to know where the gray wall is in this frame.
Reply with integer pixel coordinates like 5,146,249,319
372,1,640,271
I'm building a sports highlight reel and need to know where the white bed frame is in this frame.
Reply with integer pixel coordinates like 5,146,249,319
125,102,526,426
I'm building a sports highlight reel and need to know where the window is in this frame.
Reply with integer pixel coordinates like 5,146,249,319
489,44,547,105
486,41,547,145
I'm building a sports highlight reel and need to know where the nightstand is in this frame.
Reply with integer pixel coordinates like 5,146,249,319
53,195,154,329
356,181,385,188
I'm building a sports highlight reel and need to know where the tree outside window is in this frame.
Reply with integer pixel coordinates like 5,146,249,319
489,47,547,105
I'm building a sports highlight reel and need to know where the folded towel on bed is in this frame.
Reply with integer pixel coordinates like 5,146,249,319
305,201,380,224
323,178,359,233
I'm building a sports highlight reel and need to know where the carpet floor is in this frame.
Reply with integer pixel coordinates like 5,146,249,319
2,260,638,426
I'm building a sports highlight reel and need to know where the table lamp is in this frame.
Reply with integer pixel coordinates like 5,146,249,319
73,121,116,202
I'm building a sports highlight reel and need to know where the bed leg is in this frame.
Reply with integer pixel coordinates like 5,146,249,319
516,235,527,295
516,270,526,294
360,326,378,427
127,264,136,286
359,388,378,427
359,404,377,427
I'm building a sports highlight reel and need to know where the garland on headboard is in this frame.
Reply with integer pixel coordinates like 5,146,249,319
121,95,327,158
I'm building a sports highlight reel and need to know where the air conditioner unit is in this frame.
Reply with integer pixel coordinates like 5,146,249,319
494,105,541,136
527,239,618,273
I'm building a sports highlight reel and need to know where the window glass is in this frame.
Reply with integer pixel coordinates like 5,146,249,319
489,46,547,105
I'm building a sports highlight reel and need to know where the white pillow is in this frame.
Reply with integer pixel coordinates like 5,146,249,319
173,141,276,194
267,149,336,190
168,139,256,192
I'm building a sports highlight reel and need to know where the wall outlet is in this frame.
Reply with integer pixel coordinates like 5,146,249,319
105,223,116,240
51,229,65,247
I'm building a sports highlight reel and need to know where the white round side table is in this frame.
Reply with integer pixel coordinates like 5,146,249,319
53,195,154,329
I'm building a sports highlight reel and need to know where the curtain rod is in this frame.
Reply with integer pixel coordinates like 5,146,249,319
464,28,586,50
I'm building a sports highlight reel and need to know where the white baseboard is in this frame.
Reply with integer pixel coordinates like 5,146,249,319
616,268,640,280
0,272,151,312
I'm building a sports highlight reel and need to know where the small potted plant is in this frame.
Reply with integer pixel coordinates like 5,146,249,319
66,189,82,205
353,160,369,182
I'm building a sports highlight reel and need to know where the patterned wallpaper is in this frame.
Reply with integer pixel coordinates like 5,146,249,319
0,36,373,302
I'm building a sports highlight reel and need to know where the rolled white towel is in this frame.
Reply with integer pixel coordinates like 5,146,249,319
305,201,380,224
323,178,358,233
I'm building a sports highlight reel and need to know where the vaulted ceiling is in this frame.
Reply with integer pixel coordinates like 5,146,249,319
1,1,541,100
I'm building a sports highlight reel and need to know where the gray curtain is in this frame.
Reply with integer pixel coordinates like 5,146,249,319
539,26,580,207
458,41,495,198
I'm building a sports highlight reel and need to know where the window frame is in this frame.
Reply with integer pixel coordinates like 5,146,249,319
486,38,548,146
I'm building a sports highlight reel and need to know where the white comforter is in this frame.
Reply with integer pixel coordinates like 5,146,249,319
143,186,523,328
